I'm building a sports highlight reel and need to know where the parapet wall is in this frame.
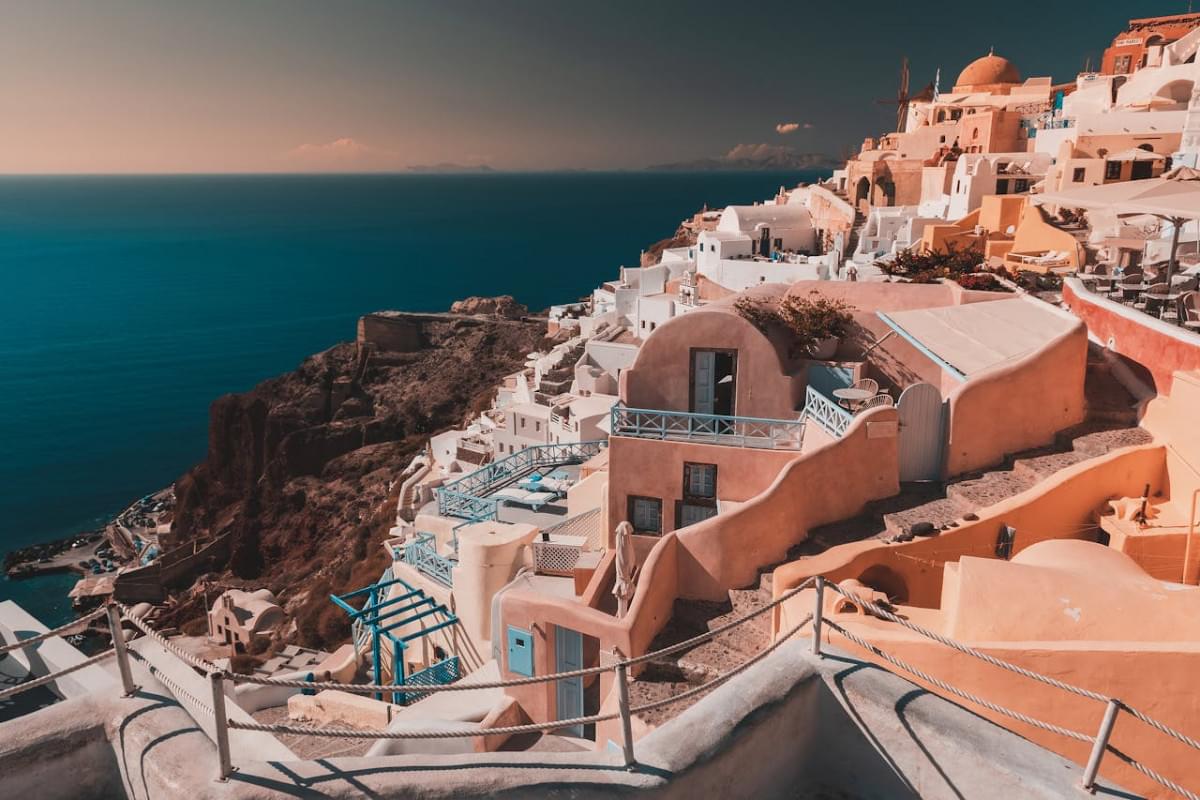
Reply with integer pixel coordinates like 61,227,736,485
1064,277,1200,396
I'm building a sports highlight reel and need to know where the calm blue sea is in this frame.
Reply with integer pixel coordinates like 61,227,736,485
0,171,821,624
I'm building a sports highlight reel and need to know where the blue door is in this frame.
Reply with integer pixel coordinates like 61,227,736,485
555,626,584,737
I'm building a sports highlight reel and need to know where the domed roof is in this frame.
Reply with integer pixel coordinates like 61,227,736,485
955,52,1020,88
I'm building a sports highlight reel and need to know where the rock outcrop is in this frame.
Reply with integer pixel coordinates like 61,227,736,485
162,304,546,649
449,295,528,319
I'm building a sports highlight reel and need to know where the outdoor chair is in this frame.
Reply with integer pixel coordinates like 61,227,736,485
1135,283,1170,318
837,377,879,410
1179,292,1200,331
1117,272,1144,304
855,393,895,414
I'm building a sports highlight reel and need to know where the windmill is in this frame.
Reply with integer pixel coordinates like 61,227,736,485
877,57,933,134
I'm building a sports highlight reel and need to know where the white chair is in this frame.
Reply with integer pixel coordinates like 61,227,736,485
856,394,895,414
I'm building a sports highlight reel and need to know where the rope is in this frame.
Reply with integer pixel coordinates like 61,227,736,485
126,648,214,716
1106,745,1200,800
823,582,1109,702
825,619,1093,744
229,709,619,740
629,612,813,716
118,603,219,673
226,576,819,694
0,606,108,654
0,648,115,702
1120,703,1200,754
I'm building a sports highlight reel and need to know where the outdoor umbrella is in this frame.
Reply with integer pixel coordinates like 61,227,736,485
613,521,637,618
1034,166,1200,287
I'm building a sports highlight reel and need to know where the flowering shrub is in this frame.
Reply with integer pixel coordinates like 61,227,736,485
734,291,856,354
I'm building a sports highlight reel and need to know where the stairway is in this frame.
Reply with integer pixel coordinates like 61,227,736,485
627,577,775,729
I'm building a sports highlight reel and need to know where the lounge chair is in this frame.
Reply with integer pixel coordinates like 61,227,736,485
493,487,557,511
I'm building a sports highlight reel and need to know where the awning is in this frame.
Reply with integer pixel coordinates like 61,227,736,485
1033,167,1200,220
877,297,1078,381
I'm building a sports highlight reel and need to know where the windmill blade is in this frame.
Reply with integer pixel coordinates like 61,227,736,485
899,57,910,101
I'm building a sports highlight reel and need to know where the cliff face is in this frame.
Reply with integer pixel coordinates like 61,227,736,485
164,306,548,649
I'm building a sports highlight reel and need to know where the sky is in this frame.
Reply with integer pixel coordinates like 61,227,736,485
0,0,1186,173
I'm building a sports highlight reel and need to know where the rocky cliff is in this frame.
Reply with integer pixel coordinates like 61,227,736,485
161,302,548,650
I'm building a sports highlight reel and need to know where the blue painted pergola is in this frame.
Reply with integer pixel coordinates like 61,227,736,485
331,569,460,704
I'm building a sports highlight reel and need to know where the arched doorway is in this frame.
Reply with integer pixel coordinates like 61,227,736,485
854,177,870,211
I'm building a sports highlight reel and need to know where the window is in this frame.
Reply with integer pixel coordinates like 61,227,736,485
1105,161,1122,180
683,463,717,499
1114,54,1132,74
1072,167,1086,183
699,242,705,252
773,238,783,249
1014,178,1029,193
995,180,1009,195
1131,160,1154,180
628,496,662,534
520,417,526,429
649,322,656,331
535,421,540,433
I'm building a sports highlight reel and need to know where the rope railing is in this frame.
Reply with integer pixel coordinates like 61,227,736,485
0,605,108,654
5,580,1194,798
816,578,1200,798
0,648,115,702
117,602,220,673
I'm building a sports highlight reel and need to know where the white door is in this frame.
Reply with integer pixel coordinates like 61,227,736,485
692,351,715,414
897,383,946,482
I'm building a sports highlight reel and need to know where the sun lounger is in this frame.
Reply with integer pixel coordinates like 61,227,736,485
493,487,558,511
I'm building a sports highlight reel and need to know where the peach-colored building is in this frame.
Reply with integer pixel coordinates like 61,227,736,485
1101,13,1200,75
769,275,1200,798
490,277,1090,745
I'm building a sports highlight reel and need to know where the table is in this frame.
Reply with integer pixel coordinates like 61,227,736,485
832,387,874,410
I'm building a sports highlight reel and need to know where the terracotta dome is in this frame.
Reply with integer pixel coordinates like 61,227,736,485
954,53,1020,88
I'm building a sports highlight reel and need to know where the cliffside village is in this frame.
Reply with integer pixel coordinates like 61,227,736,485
7,13,1200,799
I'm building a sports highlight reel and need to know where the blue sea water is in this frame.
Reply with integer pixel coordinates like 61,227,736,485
0,171,821,624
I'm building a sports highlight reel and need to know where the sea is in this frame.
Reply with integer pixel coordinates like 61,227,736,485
0,170,823,626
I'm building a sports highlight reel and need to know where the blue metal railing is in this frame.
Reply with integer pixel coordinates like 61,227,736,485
403,533,455,588
401,655,461,703
609,404,806,450
437,440,606,520
803,385,853,438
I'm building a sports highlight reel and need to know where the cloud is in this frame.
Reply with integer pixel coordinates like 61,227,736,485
776,122,815,134
803,122,815,129
281,137,398,170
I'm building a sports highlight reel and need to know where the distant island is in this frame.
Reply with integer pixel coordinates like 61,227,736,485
648,143,838,172
406,162,495,173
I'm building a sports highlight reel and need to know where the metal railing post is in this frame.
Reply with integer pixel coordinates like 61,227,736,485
615,659,636,769
811,577,825,657
210,671,234,781
1080,698,1121,792
106,603,139,697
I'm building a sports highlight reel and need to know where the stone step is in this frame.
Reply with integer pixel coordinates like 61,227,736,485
945,469,1039,510
1069,426,1153,457
882,496,972,538
1011,450,1092,482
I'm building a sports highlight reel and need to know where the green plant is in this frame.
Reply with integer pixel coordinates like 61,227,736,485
777,291,855,353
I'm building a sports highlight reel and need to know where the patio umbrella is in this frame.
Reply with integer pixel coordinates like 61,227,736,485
613,521,636,618
1034,166,1200,287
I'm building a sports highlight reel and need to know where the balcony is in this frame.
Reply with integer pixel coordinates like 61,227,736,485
610,403,806,449
401,532,454,588
437,441,607,521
